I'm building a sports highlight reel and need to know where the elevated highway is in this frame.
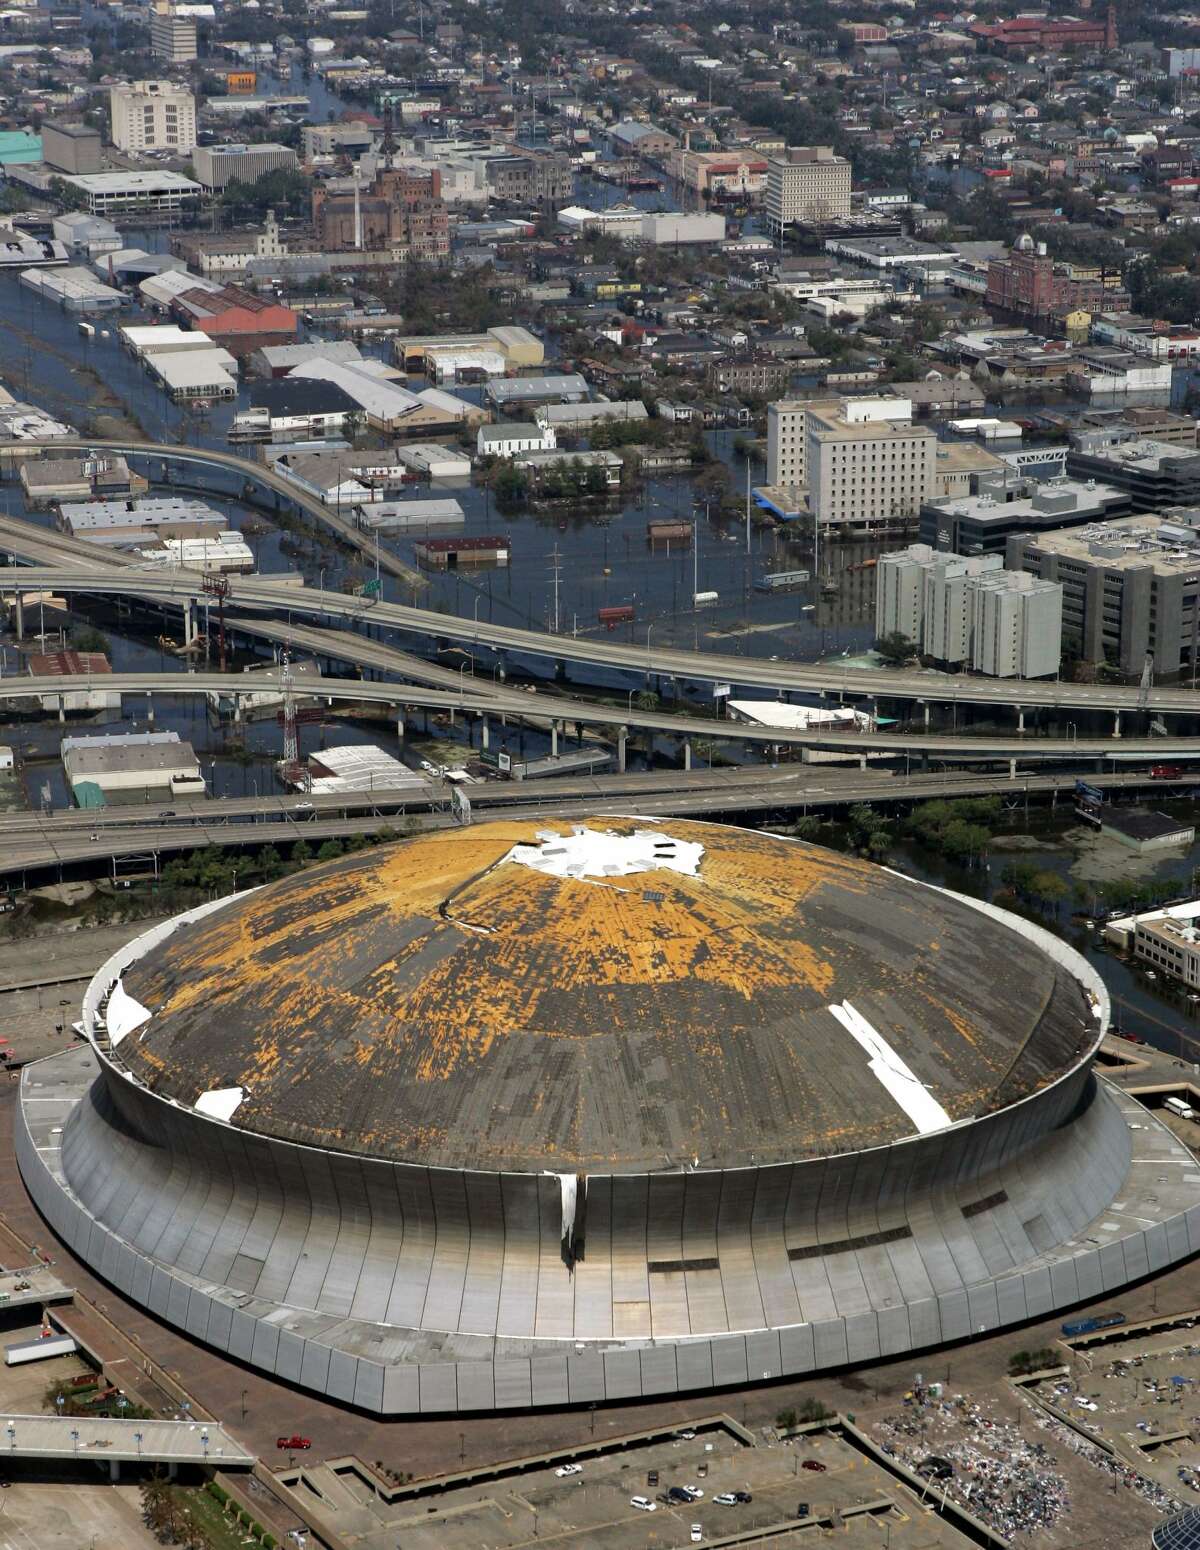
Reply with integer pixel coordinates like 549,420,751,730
0,767,1180,880
4,555,1200,721
1,437,423,584
8,669,1200,760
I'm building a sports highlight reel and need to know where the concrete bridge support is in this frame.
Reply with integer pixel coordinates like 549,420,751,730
683,740,692,771
13,592,22,640
480,715,489,752
1113,712,1122,738
618,728,627,774
551,721,559,758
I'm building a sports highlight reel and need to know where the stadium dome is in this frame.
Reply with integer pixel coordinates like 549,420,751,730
17,819,1200,1415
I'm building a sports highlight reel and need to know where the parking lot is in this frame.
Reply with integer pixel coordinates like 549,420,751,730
1029,1325,1200,1496
871,1380,1176,1547
279,1423,983,1550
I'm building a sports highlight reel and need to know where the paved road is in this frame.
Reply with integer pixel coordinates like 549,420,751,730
0,767,1173,879
6,668,1200,760
4,538,1200,713
0,437,424,585
0,1413,253,1465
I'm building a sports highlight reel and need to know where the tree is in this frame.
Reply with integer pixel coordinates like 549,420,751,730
316,838,344,862
140,1472,181,1543
291,838,312,866
875,631,917,667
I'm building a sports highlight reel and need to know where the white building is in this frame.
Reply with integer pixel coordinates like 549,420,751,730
477,423,555,458
970,569,1063,679
764,146,851,237
109,81,197,156
802,398,937,534
876,543,1063,679
62,730,205,803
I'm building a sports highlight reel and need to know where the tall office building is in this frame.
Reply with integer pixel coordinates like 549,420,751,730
764,146,851,237
876,543,1062,678
150,1,197,64
110,81,196,156
765,397,834,488
807,398,936,535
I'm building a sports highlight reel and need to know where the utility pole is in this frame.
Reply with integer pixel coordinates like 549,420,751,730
745,456,752,555
547,544,563,634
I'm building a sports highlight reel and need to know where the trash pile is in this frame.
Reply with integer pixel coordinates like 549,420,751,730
1034,1410,1181,1514
873,1391,1071,1538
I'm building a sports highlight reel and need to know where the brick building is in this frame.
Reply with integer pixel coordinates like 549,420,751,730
970,4,1116,52
170,284,297,359
986,235,1128,325
311,167,450,258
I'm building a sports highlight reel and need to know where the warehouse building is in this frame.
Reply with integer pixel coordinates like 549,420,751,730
61,730,205,805
23,816,1196,1414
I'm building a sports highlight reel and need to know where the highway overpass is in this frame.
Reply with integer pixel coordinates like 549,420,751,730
6,669,1200,761
4,555,1200,722
0,438,423,585
0,767,1179,881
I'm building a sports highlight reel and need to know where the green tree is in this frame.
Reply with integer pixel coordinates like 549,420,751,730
291,838,312,866
316,838,344,862
875,631,917,666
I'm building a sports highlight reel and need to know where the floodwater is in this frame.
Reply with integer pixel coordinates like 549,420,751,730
883,806,1200,1066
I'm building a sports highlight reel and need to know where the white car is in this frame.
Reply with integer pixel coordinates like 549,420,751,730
681,1486,704,1500
691,1527,703,1543
630,1496,657,1512
713,1493,737,1505
554,1463,583,1477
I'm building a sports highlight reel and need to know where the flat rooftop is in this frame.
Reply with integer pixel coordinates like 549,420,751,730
1076,437,1200,472
1023,512,1200,574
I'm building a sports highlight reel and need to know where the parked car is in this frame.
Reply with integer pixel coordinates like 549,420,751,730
801,1460,827,1473
276,1435,311,1450
630,1495,656,1512
554,1463,582,1477
680,1485,704,1501
690,1526,703,1543
714,1493,737,1506
667,1487,694,1504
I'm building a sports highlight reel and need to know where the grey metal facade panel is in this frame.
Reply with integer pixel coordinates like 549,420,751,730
779,1321,816,1375
937,1289,971,1343
639,1343,678,1396
1021,1266,1053,1319
250,1319,281,1374
227,1308,258,1364
456,1361,496,1411
1120,1233,1151,1284
745,1328,782,1381
1145,1221,1171,1274
381,1362,419,1413
495,1173,540,1340
601,1348,643,1400
319,1156,372,1319
493,1360,533,1410
275,1330,306,1386
423,1168,471,1335
530,1355,570,1407
675,1339,714,1392
710,1335,749,1387
844,1311,881,1365
353,1361,384,1413
811,1319,848,1369
566,1349,606,1403
299,1341,332,1395
350,1166,407,1326
418,1363,458,1413
387,1167,436,1329
876,1303,911,1358
147,1266,174,1320
206,1300,233,1353
184,1288,211,1342
326,1349,359,1406
459,1173,504,1336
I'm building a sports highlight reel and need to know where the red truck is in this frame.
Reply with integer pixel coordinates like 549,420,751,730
1150,765,1184,780
597,604,635,630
